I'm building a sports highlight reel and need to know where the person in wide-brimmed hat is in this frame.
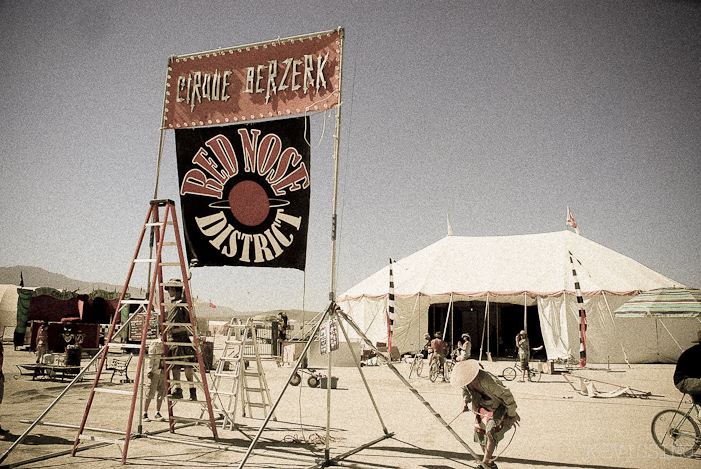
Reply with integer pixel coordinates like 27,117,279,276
456,333,472,361
451,360,520,469
673,330,701,406
515,330,530,382
164,279,197,401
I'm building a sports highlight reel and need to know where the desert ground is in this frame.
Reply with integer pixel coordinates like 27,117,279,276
0,340,699,469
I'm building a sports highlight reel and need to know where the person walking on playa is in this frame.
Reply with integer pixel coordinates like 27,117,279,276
451,359,520,469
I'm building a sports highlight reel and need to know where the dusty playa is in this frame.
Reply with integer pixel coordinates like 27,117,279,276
0,344,699,469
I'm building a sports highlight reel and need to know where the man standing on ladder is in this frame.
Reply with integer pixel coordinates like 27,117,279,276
164,279,197,401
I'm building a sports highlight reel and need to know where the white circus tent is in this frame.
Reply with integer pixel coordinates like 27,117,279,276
336,231,698,363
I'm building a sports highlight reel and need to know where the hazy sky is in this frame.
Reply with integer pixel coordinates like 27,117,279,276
1,1,699,313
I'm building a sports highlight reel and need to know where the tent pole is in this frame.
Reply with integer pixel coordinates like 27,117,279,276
442,293,453,340
487,299,490,357
523,292,527,333
479,293,489,361
658,319,683,353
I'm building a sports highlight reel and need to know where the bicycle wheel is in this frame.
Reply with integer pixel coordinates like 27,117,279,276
416,357,424,377
502,367,516,381
528,369,541,382
429,362,440,382
444,362,453,382
651,409,700,457
290,373,301,386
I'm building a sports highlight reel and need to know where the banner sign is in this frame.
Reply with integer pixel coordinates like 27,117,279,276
165,29,342,129
319,319,339,355
175,117,310,269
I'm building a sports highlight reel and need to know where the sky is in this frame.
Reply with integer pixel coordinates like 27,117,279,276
1,1,699,313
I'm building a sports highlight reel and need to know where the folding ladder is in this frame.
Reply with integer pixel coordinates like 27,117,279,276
208,318,275,429
71,199,218,464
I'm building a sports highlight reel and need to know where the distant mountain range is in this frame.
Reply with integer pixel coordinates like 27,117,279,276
0,265,317,323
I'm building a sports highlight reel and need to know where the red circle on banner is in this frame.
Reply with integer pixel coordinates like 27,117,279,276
228,180,270,226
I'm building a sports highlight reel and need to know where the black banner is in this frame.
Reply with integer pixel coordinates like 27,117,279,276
175,117,310,270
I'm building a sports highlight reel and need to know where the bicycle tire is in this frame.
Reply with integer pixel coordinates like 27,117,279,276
416,357,424,377
444,362,453,382
290,373,301,386
308,376,319,388
528,369,541,382
429,362,440,382
502,367,516,381
651,409,700,457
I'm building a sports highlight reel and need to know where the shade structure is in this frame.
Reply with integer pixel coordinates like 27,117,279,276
614,288,701,318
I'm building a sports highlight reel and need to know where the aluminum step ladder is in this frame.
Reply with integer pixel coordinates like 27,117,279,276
208,318,275,429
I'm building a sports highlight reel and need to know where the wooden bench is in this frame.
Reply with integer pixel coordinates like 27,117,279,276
105,355,133,383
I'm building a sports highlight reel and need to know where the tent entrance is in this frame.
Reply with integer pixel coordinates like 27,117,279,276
497,304,542,359
428,301,543,360
428,301,486,353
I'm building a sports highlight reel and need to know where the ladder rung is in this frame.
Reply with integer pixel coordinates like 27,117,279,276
213,373,239,378
162,242,177,246
245,388,263,393
247,403,267,408
145,221,174,227
79,434,124,444
163,341,196,347
219,357,240,361
160,262,180,267
170,416,213,424
162,322,192,327
94,388,134,396
120,299,150,304
106,342,142,349
133,259,156,263
211,390,237,396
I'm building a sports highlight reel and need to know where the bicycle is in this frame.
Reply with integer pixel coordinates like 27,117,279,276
429,357,453,382
502,362,541,382
408,353,424,378
651,398,700,457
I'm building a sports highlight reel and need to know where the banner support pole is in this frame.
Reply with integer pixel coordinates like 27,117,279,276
328,27,345,302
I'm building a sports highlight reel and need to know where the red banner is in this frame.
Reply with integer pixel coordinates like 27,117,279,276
165,29,342,129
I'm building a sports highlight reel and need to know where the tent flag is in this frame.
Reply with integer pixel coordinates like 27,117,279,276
387,258,395,353
569,250,587,367
567,206,580,235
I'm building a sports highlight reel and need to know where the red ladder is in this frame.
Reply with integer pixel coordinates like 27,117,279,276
71,199,218,464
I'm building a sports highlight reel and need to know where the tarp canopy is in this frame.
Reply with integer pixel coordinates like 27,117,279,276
337,230,698,363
